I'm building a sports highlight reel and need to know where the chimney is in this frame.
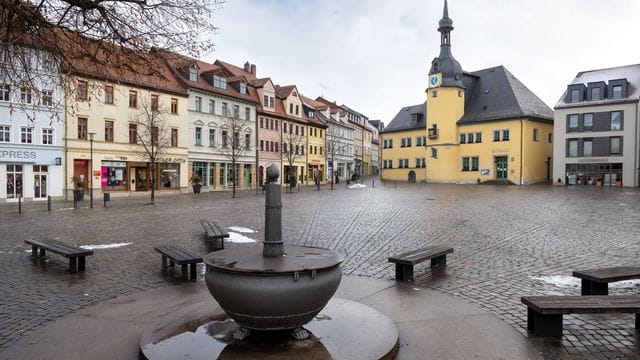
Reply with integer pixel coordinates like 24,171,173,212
250,64,256,75
244,61,250,73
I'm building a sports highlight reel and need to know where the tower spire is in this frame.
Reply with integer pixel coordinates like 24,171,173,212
443,0,449,18
438,0,454,46
429,0,464,88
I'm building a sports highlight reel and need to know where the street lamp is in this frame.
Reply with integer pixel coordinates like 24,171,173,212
89,132,95,209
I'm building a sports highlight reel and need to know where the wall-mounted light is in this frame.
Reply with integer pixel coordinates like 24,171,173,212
55,157,62,165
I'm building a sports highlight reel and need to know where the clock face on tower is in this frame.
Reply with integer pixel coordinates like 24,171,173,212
429,73,441,88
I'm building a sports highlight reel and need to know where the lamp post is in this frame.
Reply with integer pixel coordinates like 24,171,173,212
89,132,95,209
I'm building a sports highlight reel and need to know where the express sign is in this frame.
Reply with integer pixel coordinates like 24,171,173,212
0,149,37,161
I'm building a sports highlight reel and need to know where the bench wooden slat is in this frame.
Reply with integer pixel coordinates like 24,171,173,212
388,245,453,265
522,295,640,315
573,267,640,283
25,239,94,257
200,219,229,239
154,246,202,265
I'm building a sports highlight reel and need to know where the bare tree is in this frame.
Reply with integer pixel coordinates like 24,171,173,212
1,0,223,121
219,112,252,198
281,125,306,193
325,127,344,191
130,99,172,205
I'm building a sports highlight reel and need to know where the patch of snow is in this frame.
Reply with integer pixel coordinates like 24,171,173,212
58,208,75,211
620,203,628,206
227,232,256,244
531,275,640,290
348,184,367,189
79,243,132,250
227,226,256,234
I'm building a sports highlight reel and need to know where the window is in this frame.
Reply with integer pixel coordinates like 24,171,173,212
295,105,299,115
461,157,470,171
195,127,202,146
416,136,426,146
77,80,87,101
171,128,178,147
104,121,114,142
0,125,10,142
610,137,621,155
583,113,593,131
568,114,579,131
431,148,438,159
78,117,87,140
151,94,159,111
467,133,474,143
295,125,299,135
493,130,500,142
611,111,621,130
283,123,287,133
570,89,580,103
195,96,202,112
20,127,33,144
0,84,9,101
171,98,178,114
533,128,539,142
475,132,482,143
20,87,32,103
41,90,53,106
43,128,54,144
611,85,623,99
245,107,251,120
209,129,215,147
269,97,274,108
301,127,304,136
502,129,510,141
222,130,228,147
320,147,323,155
275,142,279,152
129,124,137,144
260,140,264,151
289,103,294,114
432,90,437,98
548,133,553,143
151,126,158,145
104,85,114,104
590,87,600,101
209,99,215,114
240,82,247,95
471,157,479,171
460,133,466,144
189,67,198,82
383,138,393,149
283,143,288,154
233,105,239,118
270,119,274,130
213,75,227,89
416,158,426,168
259,117,263,128
568,139,578,157
129,90,137,108
245,134,251,148
263,95,269,107
222,102,228,116
583,139,592,157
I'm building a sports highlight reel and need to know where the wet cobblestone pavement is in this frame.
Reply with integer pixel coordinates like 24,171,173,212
1,182,640,359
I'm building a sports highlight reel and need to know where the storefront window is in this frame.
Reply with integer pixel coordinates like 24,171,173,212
33,165,48,198
6,164,23,199
209,162,216,187
101,161,127,190
192,162,207,186
160,163,179,189
219,164,226,187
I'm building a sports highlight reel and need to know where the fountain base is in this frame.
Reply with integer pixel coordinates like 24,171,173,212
140,298,398,360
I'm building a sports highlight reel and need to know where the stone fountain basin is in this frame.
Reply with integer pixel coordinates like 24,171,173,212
204,245,343,331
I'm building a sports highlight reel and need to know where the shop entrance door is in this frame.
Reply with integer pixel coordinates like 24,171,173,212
135,167,148,191
495,156,508,180
33,165,48,198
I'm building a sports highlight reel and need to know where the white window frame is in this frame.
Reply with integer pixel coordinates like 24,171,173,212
20,126,33,144
42,128,53,145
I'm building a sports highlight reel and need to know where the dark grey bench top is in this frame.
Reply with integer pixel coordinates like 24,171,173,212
154,245,202,265
573,267,640,283
521,295,640,315
200,219,229,239
25,239,93,257
388,245,453,265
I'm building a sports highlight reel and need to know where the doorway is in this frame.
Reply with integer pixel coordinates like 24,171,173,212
408,171,416,183
135,167,148,191
33,165,48,198
495,156,508,180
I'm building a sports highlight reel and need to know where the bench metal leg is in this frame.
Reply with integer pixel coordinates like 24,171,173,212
431,255,447,268
69,257,78,273
181,265,188,280
581,279,608,295
31,246,38,257
162,255,167,268
190,263,197,280
39,248,45,257
527,308,563,337
78,257,85,271
395,264,414,281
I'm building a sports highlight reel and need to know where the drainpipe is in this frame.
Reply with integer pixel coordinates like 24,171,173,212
63,81,69,201
520,118,524,185
635,101,639,187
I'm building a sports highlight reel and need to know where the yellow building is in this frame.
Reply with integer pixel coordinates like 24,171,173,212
380,105,427,182
306,116,327,184
382,1,553,184
64,51,189,199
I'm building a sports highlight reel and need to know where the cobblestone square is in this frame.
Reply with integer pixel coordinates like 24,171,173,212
1,183,640,359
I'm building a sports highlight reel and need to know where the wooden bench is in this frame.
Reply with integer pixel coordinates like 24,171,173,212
388,245,453,281
154,245,202,280
573,266,640,295
25,238,94,272
521,295,640,337
200,219,229,250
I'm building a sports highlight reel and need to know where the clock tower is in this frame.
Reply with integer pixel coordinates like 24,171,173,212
425,0,466,182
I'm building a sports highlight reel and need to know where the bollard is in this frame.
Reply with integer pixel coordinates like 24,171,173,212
395,181,397,188
372,178,375,188
103,192,110,207
47,196,51,212
18,195,22,214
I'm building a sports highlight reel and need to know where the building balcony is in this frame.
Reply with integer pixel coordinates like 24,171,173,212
428,128,438,139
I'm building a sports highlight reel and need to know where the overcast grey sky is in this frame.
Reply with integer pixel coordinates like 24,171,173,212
206,0,640,123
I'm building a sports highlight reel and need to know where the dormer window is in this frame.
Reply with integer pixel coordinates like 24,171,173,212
590,87,600,101
570,89,580,103
213,75,227,89
239,82,247,95
189,67,198,82
612,85,622,99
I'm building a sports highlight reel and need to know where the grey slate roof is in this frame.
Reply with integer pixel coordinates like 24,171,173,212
457,66,553,124
554,63,640,108
380,103,425,133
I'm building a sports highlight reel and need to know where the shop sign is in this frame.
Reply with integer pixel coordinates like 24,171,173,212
93,171,101,177
480,169,490,175
157,157,187,163
102,161,127,167
491,149,509,154
578,158,608,163
0,149,37,161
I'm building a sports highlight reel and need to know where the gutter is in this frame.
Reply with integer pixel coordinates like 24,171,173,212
520,118,523,185
63,81,69,200
636,101,639,187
